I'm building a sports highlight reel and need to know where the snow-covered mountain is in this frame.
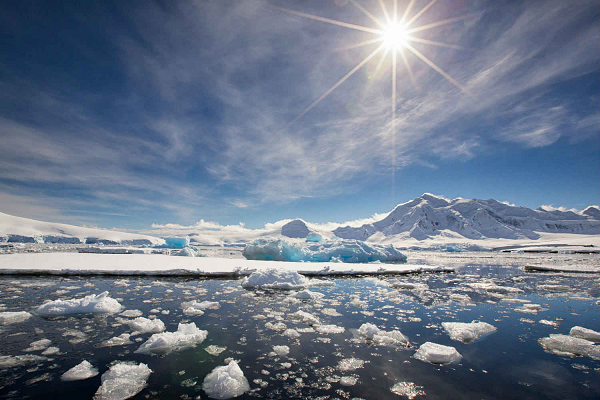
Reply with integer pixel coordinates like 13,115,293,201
333,194,599,241
0,212,163,245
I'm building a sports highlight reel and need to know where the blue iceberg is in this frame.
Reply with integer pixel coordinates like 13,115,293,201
242,238,407,263
156,236,190,249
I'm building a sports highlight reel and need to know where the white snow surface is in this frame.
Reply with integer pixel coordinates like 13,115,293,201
202,360,250,399
134,322,208,355
61,360,99,381
0,211,162,245
413,342,462,364
0,311,32,325
94,362,152,400
0,253,451,277
36,291,121,316
242,238,407,263
442,321,497,343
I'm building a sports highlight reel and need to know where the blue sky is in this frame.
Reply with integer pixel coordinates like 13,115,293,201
1,0,598,230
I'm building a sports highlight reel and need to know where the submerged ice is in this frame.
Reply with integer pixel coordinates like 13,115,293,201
242,238,407,263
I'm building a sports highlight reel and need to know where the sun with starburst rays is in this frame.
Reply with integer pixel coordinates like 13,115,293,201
273,0,471,124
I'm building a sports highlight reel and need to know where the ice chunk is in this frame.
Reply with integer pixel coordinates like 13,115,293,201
294,290,324,300
538,334,600,359
242,238,407,263
283,328,300,339
441,321,497,343
0,355,48,368
358,323,379,339
41,346,60,356
0,311,33,325
288,310,320,326
315,324,345,334
372,330,409,346
390,382,426,399
24,339,52,352
172,247,196,257
241,268,309,290
340,376,358,386
100,334,133,347
336,358,365,371
413,342,462,365
205,345,227,356
161,236,190,249
271,345,290,357
119,309,143,318
202,360,250,399
125,317,165,334
94,362,152,400
36,291,121,316
181,300,220,311
570,326,600,342
135,323,208,355
61,360,99,381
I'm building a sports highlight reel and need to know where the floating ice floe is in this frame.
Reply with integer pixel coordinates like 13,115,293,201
293,290,324,300
357,323,409,346
538,284,571,292
36,291,121,316
61,360,99,381
202,360,250,399
468,282,523,294
340,376,358,386
441,321,497,343
514,304,543,314
100,334,133,347
124,317,165,334
119,309,143,318
336,358,365,372
538,334,600,359
242,268,309,290
390,382,426,399
0,354,48,368
41,346,60,355
413,342,462,365
315,324,345,334
242,238,407,263
135,323,208,355
94,362,152,400
288,310,320,326
270,345,290,357
283,328,300,339
0,311,33,325
524,264,600,273
24,339,52,352
205,345,227,356
570,326,600,342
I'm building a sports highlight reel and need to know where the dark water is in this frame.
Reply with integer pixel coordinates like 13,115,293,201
0,262,598,399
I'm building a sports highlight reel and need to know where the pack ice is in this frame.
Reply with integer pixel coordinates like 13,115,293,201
413,342,462,364
94,362,152,400
202,360,250,399
36,291,121,316
241,268,309,290
134,322,208,355
242,238,406,263
441,321,497,343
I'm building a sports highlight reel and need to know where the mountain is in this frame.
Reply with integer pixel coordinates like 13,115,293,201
0,212,163,245
332,194,599,241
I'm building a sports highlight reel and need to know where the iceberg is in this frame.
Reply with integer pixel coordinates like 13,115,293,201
134,322,208,355
242,238,407,263
36,291,121,316
156,236,190,249
241,268,309,290
202,360,250,399
61,360,99,381
441,321,497,343
413,342,462,364
94,362,152,400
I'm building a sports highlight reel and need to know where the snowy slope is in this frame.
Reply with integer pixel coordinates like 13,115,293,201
333,194,599,242
0,212,163,245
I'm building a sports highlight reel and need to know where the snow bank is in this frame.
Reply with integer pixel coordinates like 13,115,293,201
94,362,152,400
570,326,600,342
441,321,497,343
202,360,250,399
134,322,208,355
241,268,308,290
538,334,600,359
413,342,462,364
0,311,32,325
242,238,407,263
61,360,99,381
36,291,121,316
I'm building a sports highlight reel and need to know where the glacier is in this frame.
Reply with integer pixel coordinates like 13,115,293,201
242,238,407,263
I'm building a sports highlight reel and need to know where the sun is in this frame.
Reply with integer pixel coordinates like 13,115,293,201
382,22,409,50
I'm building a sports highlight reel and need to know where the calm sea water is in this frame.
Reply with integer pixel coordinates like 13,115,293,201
0,259,598,399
